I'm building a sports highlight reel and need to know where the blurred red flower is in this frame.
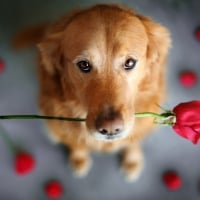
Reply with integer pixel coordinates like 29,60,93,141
15,152,36,175
0,58,5,73
195,26,200,41
45,180,64,199
162,171,182,190
179,71,197,88
173,100,200,144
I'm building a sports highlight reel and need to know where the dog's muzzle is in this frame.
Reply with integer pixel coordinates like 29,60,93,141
94,107,125,141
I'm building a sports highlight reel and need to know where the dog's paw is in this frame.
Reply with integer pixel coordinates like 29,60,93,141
121,159,143,182
120,145,144,182
70,156,92,177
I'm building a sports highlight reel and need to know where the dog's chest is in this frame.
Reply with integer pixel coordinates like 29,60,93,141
89,140,127,153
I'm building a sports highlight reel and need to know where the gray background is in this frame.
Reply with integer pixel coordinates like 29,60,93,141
0,0,200,199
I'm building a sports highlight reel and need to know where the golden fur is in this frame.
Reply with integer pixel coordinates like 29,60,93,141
14,4,171,181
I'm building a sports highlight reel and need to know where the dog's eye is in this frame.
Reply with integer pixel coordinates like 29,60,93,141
76,60,92,73
123,58,137,70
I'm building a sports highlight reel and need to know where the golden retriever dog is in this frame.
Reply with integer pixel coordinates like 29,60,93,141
14,4,171,181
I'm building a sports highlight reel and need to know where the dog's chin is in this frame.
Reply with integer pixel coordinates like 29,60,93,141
93,131,130,142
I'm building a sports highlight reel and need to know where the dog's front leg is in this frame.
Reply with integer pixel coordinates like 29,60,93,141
121,143,144,182
69,145,92,177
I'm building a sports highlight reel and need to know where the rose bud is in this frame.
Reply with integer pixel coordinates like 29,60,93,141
15,152,36,175
44,180,64,199
172,100,200,144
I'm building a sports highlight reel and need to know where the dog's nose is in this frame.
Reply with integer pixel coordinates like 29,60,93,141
95,108,124,136
97,118,124,136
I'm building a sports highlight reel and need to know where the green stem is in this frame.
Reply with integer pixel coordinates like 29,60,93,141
0,115,86,122
0,112,174,124
135,111,176,126
0,112,171,121
134,112,166,119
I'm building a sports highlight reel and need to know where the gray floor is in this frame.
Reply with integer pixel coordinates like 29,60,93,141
0,0,200,199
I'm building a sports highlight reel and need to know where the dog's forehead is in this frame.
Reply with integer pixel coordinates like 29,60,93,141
63,8,148,60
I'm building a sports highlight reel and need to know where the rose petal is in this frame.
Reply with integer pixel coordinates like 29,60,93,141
15,152,36,175
179,71,197,88
173,124,200,144
0,59,5,73
45,180,64,199
162,171,182,190
192,124,200,132
173,101,200,125
195,26,200,41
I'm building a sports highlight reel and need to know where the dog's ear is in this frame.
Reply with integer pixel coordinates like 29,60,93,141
137,15,171,91
37,33,62,75
37,9,82,75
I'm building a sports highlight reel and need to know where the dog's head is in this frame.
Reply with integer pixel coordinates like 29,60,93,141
38,5,171,141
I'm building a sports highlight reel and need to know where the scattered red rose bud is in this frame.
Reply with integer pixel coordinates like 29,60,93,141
194,26,200,41
162,171,182,191
44,180,64,199
15,152,36,175
0,58,5,73
179,71,197,88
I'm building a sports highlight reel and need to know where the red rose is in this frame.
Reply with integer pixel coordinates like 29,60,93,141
44,180,64,199
172,100,200,144
15,152,36,175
